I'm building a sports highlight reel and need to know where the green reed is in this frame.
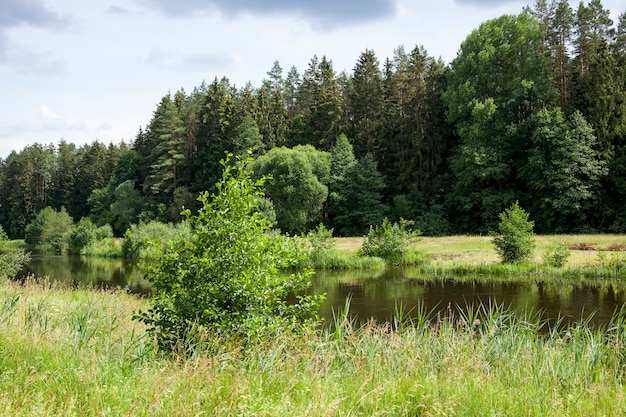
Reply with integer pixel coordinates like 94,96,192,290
0,278,625,416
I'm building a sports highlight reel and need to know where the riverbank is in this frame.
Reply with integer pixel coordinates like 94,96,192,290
0,277,624,416
6,233,626,269
329,234,626,276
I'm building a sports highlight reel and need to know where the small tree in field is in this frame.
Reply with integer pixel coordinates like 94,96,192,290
492,201,535,264
359,218,420,265
135,153,322,353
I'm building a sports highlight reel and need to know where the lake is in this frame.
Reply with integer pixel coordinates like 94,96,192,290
18,254,626,328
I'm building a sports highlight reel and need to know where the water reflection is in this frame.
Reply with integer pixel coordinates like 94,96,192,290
311,268,626,329
17,255,626,328
18,253,151,295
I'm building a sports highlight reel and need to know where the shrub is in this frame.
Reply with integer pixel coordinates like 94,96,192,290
122,221,187,258
306,223,336,266
24,207,74,252
542,241,570,268
359,218,421,265
95,224,114,240
25,207,54,246
134,153,323,352
595,251,626,273
67,218,97,255
0,250,30,279
491,201,535,264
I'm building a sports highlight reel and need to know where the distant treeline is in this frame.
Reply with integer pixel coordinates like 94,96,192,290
2,0,626,238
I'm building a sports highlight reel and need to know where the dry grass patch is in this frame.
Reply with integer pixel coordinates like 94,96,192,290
333,237,365,252
347,234,626,268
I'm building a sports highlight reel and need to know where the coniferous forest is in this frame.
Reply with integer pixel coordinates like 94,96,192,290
2,0,626,239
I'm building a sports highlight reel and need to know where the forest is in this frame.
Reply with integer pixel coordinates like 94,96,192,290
1,0,625,239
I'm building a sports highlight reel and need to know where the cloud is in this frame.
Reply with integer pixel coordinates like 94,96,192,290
0,105,116,156
136,0,399,28
145,47,238,71
0,44,65,76
106,5,143,16
452,0,526,6
106,5,132,16
0,0,70,29
0,29,65,76
0,105,85,140
0,0,70,74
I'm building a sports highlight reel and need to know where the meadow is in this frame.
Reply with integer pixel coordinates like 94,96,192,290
332,234,626,266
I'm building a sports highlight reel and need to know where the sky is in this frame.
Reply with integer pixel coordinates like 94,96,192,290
1,0,626,158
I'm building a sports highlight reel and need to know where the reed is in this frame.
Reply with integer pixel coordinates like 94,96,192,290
1,278,625,416
301,249,386,270
81,237,124,258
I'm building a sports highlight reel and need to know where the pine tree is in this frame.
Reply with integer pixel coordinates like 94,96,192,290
348,49,384,159
332,154,388,236
144,94,186,202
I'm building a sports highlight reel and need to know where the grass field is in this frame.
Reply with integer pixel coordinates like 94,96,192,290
334,234,626,267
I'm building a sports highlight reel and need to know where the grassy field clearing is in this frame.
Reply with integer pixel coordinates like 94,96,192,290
335,234,626,267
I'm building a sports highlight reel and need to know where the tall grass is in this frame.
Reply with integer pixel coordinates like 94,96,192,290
300,248,386,269
1,278,625,416
81,237,124,258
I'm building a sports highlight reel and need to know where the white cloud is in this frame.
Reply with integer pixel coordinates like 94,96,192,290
136,0,399,28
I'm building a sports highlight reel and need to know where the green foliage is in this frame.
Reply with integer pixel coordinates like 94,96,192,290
359,218,421,265
67,218,97,255
24,207,74,252
95,224,113,240
521,109,607,232
135,153,322,352
348,49,384,158
24,207,53,246
305,223,336,267
43,208,73,253
121,221,186,259
393,193,452,237
0,251,30,279
110,180,145,235
443,12,556,232
542,241,571,268
492,202,536,264
250,145,330,235
595,251,626,274
332,154,389,236
0,225,8,242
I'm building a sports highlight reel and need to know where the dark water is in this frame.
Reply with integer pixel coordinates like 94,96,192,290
312,268,626,328
18,253,151,295
18,255,626,327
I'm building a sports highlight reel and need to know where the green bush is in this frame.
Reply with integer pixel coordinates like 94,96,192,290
595,251,626,274
25,207,54,246
306,223,336,267
95,224,114,240
134,153,323,352
0,250,30,279
122,221,187,258
359,218,420,265
67,218,97,255
24,207,74,252
542,241,570,268
492,201,535,264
